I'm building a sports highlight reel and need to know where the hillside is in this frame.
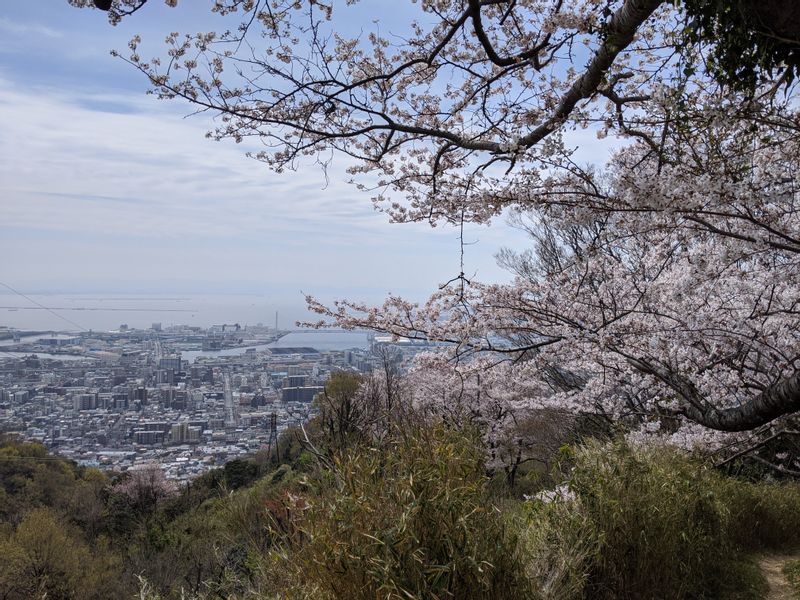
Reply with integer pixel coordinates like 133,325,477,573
1,415,799,599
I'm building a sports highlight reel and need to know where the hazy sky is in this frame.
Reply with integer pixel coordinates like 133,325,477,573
0,2,610,318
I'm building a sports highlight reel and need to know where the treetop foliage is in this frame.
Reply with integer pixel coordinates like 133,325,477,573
682,0,800,90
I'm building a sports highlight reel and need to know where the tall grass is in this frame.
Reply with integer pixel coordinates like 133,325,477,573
719,478,800,552
225,430,800,600
288,424,534,600
522,441,773,600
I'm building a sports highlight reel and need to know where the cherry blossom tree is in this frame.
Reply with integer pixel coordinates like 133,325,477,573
114,463,177,515
314,95,800,465
72,1,800,466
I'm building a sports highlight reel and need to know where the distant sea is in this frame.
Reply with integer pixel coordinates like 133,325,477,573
0,294,322,332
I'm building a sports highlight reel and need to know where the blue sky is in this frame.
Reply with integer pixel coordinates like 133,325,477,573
0,2,608,319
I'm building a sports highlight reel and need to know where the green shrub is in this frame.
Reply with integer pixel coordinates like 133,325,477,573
289,424,534,600
719,478,800,552
522,441,766,600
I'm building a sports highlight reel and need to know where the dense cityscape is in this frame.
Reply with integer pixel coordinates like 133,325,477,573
0,323,414,481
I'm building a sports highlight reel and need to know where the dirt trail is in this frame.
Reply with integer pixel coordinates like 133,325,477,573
759,555,797,600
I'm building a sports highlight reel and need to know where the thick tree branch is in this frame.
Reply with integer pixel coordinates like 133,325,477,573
514,0,665,150
681,371,800,432
628,354,800,432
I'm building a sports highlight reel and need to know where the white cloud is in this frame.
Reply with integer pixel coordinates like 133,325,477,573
0,17,63,40
0,77,526,296
0,79,381,235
